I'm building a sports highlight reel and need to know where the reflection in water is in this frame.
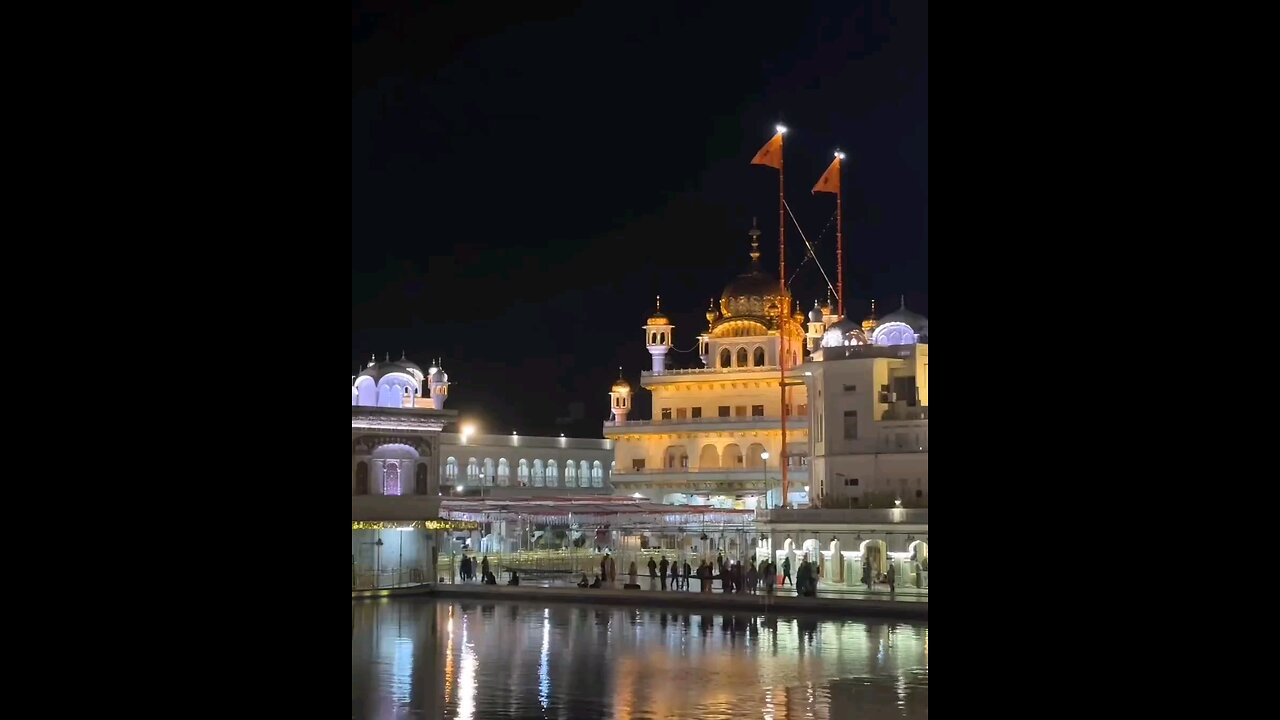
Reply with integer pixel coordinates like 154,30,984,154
538,608,550,711
352,599,928,720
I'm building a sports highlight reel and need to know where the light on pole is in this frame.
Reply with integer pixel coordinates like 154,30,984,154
760,452,770,509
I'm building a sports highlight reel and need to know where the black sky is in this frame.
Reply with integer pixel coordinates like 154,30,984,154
352,0,927,438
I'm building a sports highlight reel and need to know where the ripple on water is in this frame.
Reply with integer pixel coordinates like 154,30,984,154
353,599,928,720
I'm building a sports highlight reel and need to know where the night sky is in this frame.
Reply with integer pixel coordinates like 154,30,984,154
352,1,928,438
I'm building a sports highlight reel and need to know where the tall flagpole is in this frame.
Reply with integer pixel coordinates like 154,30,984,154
836,152,845,318
777,125,789,510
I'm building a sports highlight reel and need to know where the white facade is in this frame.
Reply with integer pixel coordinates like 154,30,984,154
439,432,614,495
803,297,929,508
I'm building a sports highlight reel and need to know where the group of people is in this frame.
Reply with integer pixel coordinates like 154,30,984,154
576,552,823,597
458,554,499,585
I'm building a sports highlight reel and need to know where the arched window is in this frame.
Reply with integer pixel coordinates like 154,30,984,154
416,463,429,495
355,462,369,495
565,460,577,486
466,458,479,484
546,460,558,487
719,348,731,368
579,461,590,488
533,459,546,487
518,459,530,487
445,457,458,480
698,444,719,469
384,460,401,496
736,347,748,367
483,458,495,486
497,458,510,486
591,461,604,487
753,346,765,366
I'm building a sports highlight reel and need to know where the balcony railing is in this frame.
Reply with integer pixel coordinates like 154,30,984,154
612,465,808,478
641,366,790,377
605,415,808,428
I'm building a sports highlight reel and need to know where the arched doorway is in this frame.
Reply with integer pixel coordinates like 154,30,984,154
355,462,369,495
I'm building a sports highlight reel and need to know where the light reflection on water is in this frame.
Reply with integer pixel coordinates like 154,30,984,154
353,599,928,720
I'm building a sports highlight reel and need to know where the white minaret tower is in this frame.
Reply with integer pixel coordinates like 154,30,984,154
699,298,716,367
643,295,673,373
427,358,449,410
609,368,632,422
807,300,825,352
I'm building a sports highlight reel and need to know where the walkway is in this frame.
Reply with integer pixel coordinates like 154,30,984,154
353,582,927,620
439,573,928,602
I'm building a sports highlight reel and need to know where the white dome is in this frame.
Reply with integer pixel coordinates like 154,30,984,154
820,318,867,348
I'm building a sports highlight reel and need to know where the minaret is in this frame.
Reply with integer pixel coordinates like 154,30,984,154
643,295,673,373
609,368,632,423
427,358,449,410
698,298,716,367
806,300,825,351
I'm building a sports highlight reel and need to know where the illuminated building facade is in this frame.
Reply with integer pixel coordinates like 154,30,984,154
605,222,810,509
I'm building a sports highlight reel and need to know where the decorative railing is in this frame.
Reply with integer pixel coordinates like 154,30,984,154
605,415,808,428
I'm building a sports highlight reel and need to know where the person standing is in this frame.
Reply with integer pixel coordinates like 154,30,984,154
782,556,792,587
628,560,638,586
658,556,669,590
682,560,691,590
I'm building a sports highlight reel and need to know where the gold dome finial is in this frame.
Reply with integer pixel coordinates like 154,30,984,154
862,299,879,332
647,295,670,325
747,217,761,263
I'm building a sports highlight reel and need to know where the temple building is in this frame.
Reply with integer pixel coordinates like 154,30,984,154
604,221,811,509
352,354,613,587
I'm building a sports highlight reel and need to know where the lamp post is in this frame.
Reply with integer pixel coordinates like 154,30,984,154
760,451,770,509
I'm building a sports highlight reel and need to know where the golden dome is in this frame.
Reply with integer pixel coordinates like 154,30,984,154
646,295,670,326
611,368,631,393
719,221,787,319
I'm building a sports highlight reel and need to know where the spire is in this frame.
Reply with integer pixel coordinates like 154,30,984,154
870,299,877,318
400,349,406,361
385,352,390,362
368,353,376,367
655,295,661,312
900,294,906,309
747,218,761,264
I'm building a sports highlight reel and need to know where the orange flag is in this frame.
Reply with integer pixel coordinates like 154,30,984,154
750,132,784,170
812,157,840,194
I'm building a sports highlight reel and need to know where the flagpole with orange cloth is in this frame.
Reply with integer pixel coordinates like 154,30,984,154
751,125,789,508
813,151,845,317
